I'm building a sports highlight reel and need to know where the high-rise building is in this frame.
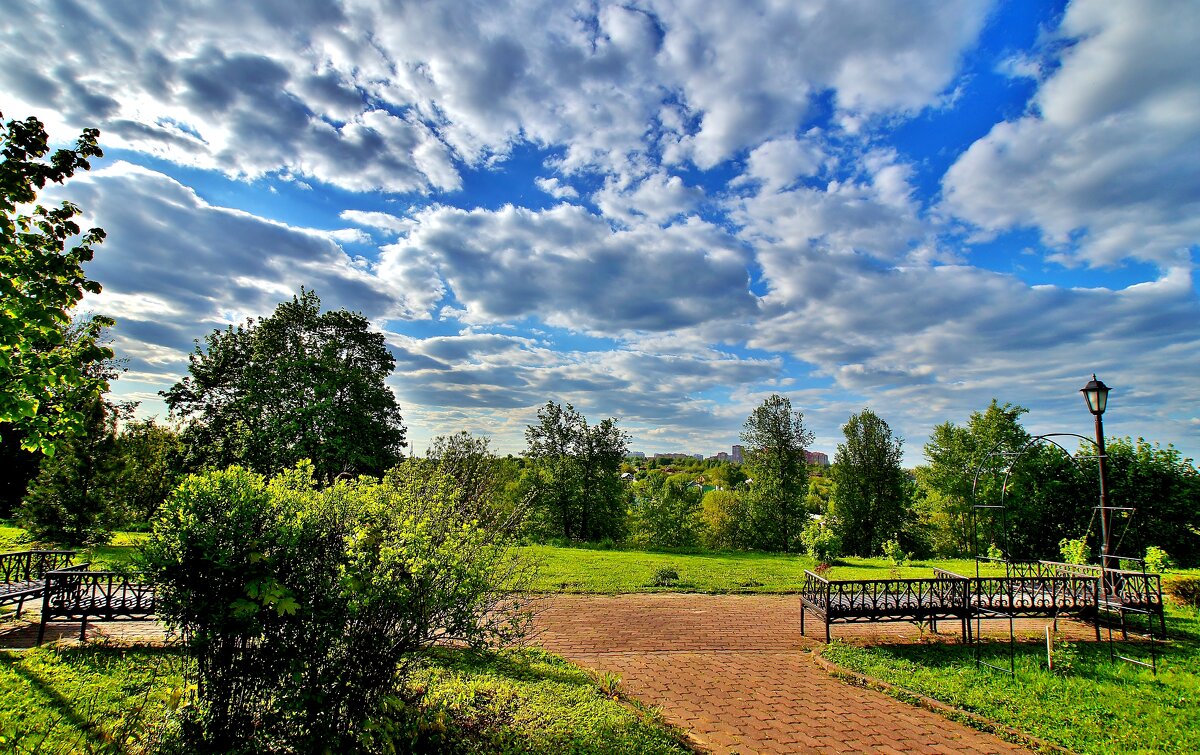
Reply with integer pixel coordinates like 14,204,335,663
731,444,743,463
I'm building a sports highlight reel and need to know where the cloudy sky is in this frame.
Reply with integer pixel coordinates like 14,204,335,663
5,0,1198,464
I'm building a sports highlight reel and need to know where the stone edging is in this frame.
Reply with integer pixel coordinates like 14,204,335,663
808,646,1075,755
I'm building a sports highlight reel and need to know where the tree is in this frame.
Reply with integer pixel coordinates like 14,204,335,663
16,316,127,545
110,418,184,525
522,401,628,541
162,289,406,479
829,408,909,556
629,472,704,548
740,394,813,551
1,113,113,454
19,393,132,546
1084,437,1200,566
700,488,749,550
916,400,1031,556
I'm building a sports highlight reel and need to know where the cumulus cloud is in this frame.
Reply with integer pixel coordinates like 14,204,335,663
593,170,705,225
942,0,1200,268
55,162,400,381
377,203,756,333
535,177,578,200
1,0,992,194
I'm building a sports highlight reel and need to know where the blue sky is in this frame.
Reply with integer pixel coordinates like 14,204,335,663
4,0,1198,464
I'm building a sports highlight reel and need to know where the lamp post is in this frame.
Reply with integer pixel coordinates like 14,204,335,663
1080,375,1112,574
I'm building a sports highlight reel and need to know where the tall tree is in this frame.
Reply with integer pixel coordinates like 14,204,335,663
916,400,1031,556
1,113,113,454
19,392,132,546
163,290,406,479
523,401,628,540
111,418,184,525
740,394,813,552
829,408,909,556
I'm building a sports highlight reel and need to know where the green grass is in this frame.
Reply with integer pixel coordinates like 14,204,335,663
0,645,184,754
822,605,1200,754
400,647,691,754
523,543,1001,593
0,645,688,754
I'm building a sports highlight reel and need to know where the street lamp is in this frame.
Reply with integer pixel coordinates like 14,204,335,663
1080,375,1112,574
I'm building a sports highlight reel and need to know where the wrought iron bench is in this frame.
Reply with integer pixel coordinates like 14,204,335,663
0,550,78,618
800,561,1165,644
37,568,157,644
800,569,971,642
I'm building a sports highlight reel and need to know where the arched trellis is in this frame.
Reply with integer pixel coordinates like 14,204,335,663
967,433,1162,676
970,432,1105,572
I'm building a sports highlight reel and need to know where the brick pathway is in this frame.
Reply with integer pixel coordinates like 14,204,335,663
530,594,1041,755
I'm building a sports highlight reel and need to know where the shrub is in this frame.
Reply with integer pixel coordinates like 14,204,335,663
1145,546,1172,573
1058,536,1088,565
651,567,680,587
142,461,530,753
986,542,1005,561
881,537,910,566
1164,577,1200,610
800,519,841,563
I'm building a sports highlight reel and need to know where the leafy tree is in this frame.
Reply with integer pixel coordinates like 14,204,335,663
916,400,1031,556
522,401,628,541
19,393,132,546
1,113,113,455
829,409,909,556
629,472,704,548
1083,437,1200,566
700,489,749,550
110,418,184,525
162,289,406,479
740,394,813,551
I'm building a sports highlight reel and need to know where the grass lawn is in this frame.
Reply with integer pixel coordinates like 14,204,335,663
523,543,1001,593
822,605,1200,754
0,644,688,754
0,645,184,754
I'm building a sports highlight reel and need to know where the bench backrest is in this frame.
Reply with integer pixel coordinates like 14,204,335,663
44,569,156,617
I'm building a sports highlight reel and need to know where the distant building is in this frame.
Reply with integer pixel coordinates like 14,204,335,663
626,451,646,459
805,450,830,467
731,444,743,463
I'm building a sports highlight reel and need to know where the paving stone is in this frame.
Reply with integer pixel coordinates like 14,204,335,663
532,594,1035,754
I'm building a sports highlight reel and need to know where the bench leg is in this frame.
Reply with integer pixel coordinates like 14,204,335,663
825,618,831,644
800,604,805,636
79,618,87,643
15,596,25,619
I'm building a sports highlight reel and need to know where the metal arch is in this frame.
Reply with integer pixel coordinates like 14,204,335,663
970,432,1099,510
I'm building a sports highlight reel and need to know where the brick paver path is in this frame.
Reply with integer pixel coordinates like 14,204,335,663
531,594,1035,755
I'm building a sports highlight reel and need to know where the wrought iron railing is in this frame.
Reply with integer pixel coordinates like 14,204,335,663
0,550,77,584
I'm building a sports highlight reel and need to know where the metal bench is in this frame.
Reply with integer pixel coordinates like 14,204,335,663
37,568,157,644
0,550,78,619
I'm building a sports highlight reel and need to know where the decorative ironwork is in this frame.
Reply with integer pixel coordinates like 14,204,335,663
37,569,157,644
0,550,78,618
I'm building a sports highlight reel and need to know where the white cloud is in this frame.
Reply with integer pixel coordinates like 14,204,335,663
377,203,756,333
593,170,705,225
535,177,579,200
942,0,1200,268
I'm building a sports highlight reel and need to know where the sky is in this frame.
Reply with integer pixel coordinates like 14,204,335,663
3,0,1199,465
